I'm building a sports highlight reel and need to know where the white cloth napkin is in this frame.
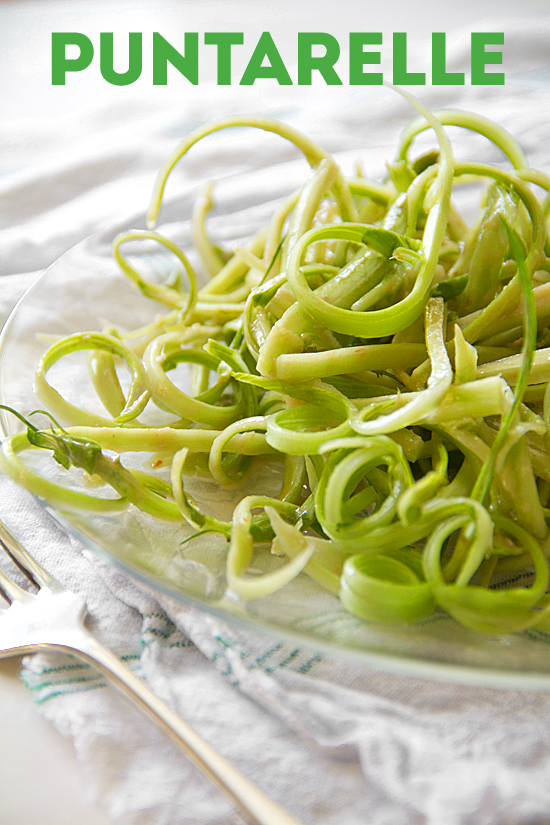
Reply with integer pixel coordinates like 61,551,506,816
3,23,550,825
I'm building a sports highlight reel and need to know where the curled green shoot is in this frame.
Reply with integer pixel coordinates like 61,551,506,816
5,90,550,638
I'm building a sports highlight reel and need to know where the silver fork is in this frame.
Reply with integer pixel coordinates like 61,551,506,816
0,519,304,825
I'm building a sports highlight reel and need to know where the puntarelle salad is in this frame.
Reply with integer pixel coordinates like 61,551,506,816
3,87,550,636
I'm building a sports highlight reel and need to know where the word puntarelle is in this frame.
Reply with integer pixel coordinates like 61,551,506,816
51,31,505,87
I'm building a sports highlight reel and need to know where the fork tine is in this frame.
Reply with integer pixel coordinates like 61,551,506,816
0,565,32,604
0,520,60,591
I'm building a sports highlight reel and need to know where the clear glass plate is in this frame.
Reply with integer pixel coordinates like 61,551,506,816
2,162,550,693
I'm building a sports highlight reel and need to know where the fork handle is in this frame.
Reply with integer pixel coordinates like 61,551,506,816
64,630,304,825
